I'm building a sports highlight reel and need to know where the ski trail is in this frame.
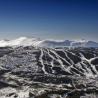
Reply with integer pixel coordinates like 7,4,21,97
39,48,48,74
54,50,72,66
49,49,81,75
63,50,89,76
63,50,74,65
44,49,56,73
49,49,72,73
38,48,98,77
79,53,98,76
46,49,55,67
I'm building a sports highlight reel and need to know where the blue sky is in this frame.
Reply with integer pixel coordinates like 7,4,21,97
0,0,98,41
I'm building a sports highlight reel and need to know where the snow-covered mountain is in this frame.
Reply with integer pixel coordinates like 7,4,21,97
0,37,43,47
0,37,98,48
0,37,98,98
0,46,98,98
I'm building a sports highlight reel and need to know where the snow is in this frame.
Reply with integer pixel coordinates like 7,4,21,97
0,46,98,98
0,37,44,47
0,37,98,48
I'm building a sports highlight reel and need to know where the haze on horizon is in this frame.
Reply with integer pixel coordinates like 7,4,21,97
0,0,98,41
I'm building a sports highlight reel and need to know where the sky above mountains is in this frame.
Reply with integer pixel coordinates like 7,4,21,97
0,0,98,41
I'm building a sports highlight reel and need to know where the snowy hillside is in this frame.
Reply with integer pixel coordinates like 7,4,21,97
0,46,98,98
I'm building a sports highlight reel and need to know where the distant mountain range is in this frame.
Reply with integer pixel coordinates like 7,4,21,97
0,36,98,48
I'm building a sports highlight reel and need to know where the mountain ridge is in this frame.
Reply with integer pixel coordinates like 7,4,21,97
0,36,98,48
